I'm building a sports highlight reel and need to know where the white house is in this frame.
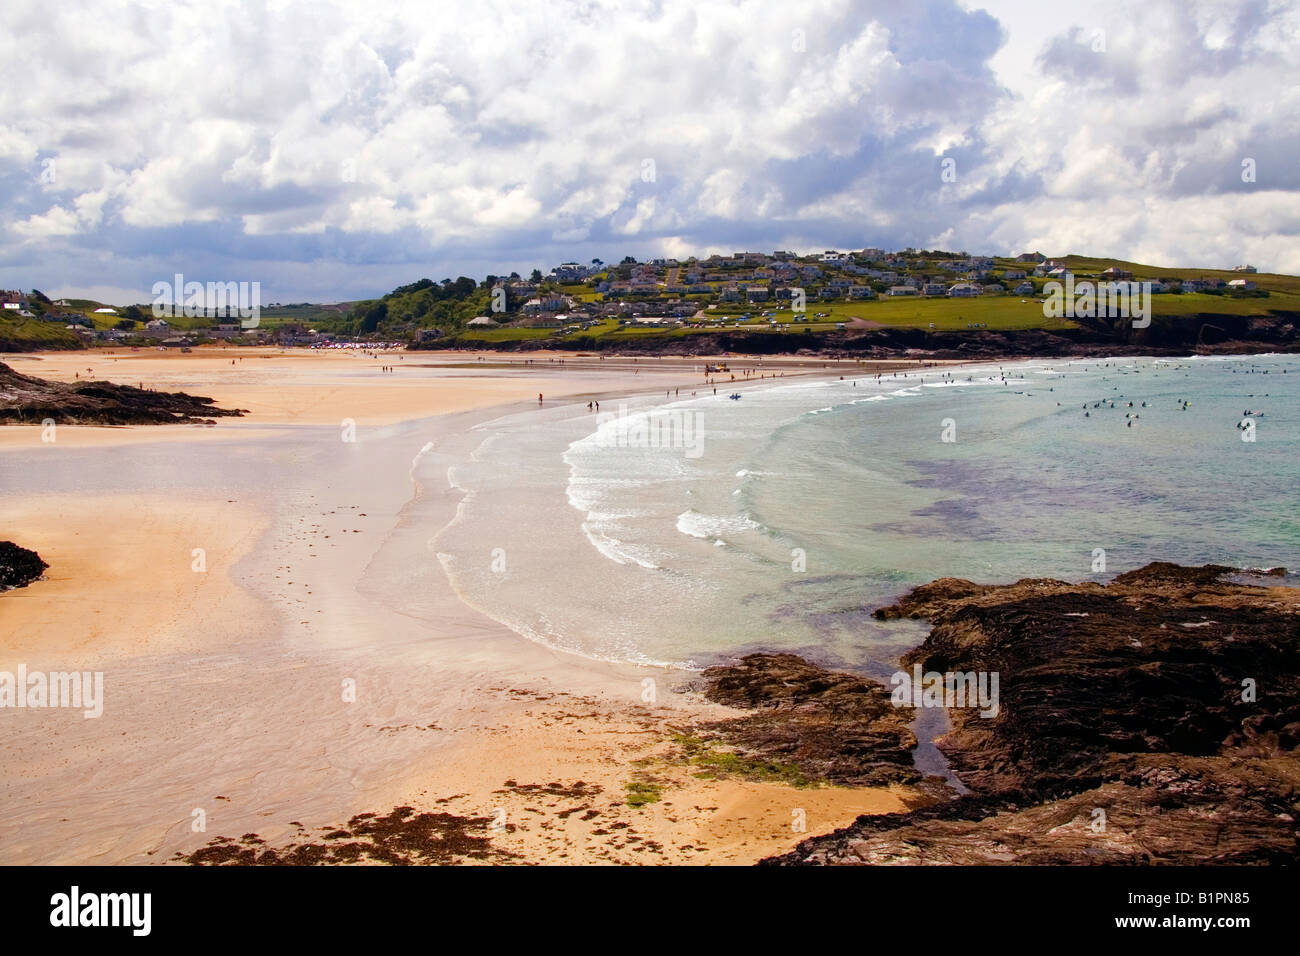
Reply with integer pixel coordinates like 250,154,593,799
947,283,980,297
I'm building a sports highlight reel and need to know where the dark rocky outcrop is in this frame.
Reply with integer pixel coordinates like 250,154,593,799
763,757,1299,865
686,653,924,787
0,541,48,591
0,361,245,425
762,563,1300,864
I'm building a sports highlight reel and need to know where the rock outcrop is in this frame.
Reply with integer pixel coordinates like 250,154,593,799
0,361,245,425
0,541,48,591
763,563,1300,864
690,652,922,787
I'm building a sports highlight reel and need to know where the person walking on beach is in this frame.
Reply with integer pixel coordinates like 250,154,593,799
538,393,543,404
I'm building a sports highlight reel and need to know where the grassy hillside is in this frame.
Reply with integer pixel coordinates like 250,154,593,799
0,316,84,351
1050,255,1296,291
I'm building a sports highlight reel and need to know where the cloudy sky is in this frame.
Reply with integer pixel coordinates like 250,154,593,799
2,0,1297,303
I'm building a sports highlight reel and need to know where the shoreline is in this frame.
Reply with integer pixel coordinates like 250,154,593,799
4,348,1290,864
0,348,938,865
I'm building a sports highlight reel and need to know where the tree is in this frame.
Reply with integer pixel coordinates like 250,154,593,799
447,276,477,299
388,278,434,299
358,301,387,333
530,269,543,283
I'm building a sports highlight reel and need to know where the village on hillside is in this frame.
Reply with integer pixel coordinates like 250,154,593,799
0,250,1270,349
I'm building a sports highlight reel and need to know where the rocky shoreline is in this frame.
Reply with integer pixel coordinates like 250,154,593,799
750,563,1300,864
0,361,246,425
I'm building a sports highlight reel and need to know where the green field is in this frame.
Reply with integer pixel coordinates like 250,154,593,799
782,297,1077,330
1138,291,1298,315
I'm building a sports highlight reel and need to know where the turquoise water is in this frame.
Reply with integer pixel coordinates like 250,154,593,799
429,355,1300,674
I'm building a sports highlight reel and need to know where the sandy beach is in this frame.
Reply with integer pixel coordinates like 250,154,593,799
0,346,930,865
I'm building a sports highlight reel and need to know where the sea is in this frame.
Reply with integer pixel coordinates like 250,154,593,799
425,354,1300,679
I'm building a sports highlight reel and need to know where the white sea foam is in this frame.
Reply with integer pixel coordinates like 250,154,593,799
580,522,660,569
676,509,764,539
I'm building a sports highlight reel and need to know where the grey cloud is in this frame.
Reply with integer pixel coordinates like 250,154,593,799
2,0,1297,299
